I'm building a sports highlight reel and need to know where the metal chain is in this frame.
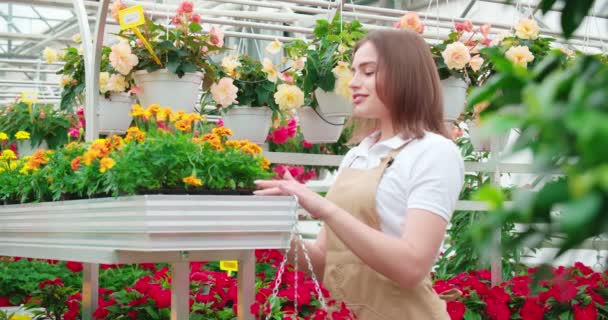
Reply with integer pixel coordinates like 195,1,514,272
592,235,604,270
264,227,296,320
294,227,299,319
295,224,328,310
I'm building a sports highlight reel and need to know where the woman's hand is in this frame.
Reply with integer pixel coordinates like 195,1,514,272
254,170,337,220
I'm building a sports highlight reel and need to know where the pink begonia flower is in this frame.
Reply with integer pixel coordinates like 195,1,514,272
302,141,313,148
480,23,491,38
171,16,182,26
39,112,46,119
206,26,225,48
109,41,138,75
129,86,143,94
177,1,193,14
217,118,224,127
157,121,166,130
190,13,201,24
76,106,84,116
136,38,143,46
455,20,474,33
278,72,294,84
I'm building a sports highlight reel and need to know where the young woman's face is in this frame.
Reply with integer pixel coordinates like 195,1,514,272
349,42,391,120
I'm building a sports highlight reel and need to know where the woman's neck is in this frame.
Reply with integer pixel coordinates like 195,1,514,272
377,121,396,142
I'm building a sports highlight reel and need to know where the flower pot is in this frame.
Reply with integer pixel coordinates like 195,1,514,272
133,69,203,113
17,140,48,157
441,77,468,122
314,88,352,116
467,121,508,152
297,107,346,144
221,106,273,145
98,93,135,134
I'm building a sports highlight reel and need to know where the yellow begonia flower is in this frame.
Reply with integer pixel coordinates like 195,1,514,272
183,175,202,187
15,131,30,140
274,84,304,111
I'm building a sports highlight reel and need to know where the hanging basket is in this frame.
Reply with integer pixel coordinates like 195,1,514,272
17,140,48,157
467,120,509,152
98,93,135,135
221,106,273,145
441,76,468,122
297,107,345,144
133,69,203,113
314,88,352,117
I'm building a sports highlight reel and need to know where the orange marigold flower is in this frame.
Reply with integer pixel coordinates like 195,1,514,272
175,119,192,132
110,135,124,150
125,127,146,143
212,127,233,137
99,157,116,173
146,104,161,116
71,156,82,171
82,150,99,166
183,175,202,187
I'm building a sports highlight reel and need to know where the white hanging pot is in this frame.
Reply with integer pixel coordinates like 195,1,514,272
98,93,135,134
17,140,48,157
133,69,203,113
467,120,508,152
297,106,345,144
314,88,352,116
441,76,468,122
221,106,273,145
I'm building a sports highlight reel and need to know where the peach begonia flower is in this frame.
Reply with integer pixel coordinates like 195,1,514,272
395,12,424,34
109,41,138,75
505,45,534,67
210,77,239,108
514,18,540,40
442,42,471,70
274,84,304,112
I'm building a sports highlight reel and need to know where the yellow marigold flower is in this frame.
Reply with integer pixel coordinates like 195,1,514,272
146,104,161,116
260,157,270,170
208,138,224,151
9,314,32,320
187,113,202,122
183,175,202,187
156,110,168,122
198,133,218,142
225,140,240,148
130,104,146,117
175,119,192,132
15,131,30,140
1,149,17,160
212,127,233,138
83,150,99,166
99,157,116,173
19,164,36,174
0,132,8,141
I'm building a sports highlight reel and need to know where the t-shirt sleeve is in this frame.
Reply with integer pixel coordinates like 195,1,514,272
406,141,464,222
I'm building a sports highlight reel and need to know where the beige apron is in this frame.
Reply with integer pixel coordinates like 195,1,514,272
323,144,449,320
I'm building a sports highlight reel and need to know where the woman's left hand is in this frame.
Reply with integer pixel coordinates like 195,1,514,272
254,170,336,220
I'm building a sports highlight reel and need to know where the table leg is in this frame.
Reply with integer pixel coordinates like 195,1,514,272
82,263,99,320
237,250,255,320
171,262,190,320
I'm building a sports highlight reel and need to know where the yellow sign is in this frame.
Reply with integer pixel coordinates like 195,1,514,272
118,5,145,30
118,5,161,66
219,260,238,276
21,92,38,103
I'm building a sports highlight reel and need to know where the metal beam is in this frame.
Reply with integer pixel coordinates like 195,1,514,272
461,0,477,18
30,6,54,31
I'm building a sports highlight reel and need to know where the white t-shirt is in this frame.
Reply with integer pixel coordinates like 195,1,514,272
337,131,464,237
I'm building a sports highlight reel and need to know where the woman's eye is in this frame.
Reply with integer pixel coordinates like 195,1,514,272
364,70,375,76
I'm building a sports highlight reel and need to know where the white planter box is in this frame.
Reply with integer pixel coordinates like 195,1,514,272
314,88,352,117
222,106,273,145
0,195,297,264
98,93,135,134
16,141,47,157
297,106,345,144
133,69,203,113
441,77,468,122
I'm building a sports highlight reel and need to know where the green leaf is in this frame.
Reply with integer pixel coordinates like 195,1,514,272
558,192,601,235
189,22,202,33
473,185,505,210
166,59,180,74
561,0,596,39
463,308,482,320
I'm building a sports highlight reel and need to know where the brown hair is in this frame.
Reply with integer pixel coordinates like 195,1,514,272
348,29,449,143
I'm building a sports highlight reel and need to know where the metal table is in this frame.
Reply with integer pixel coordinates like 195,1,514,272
0,195,297,320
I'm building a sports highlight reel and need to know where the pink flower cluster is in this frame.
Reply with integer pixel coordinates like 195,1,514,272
267,118,298,144
68,106,85,140
273,164,317,184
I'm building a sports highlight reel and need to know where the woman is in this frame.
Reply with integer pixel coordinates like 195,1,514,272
254,29,464,319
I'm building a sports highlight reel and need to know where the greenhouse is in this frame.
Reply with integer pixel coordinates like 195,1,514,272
0,0,607,319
